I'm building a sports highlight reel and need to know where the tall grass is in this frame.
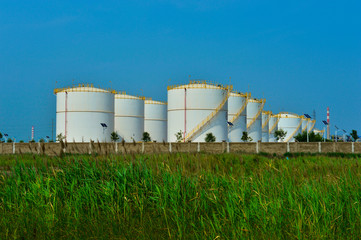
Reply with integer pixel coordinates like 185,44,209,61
0,153,361,239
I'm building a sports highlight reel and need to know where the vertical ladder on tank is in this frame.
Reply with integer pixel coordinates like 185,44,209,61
184,87,232,142
247,100,266,129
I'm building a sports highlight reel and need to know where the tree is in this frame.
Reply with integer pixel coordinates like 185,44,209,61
56,133,65,142
142,132,151,142
110,132,120,142
39,138,45,143
274,129,287,142
7,138,13,143
241,131,253,142
175,130,184,143
0,132,2,141
294,131,323,142
205,133,216,142
351,130,359,142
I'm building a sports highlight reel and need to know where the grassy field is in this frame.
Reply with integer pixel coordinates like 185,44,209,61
1,153,361,239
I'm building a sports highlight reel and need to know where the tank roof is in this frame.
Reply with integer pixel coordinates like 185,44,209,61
248,98,265,103
229,91,250,98
145,98,167,105
54,83,116,94
262,111,272,115
278,112,301,118
115,92,145,100
167,80,232,91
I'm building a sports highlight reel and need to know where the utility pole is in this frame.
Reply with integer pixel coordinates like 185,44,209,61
327,107,330,140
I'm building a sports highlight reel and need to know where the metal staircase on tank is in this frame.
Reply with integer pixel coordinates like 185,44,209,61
284,120,303,142
308,120,316,133
262,113,271,130
269,115,280,134
184,87,232,142
302,118,309,132
228,97,249,132
247,100,266,129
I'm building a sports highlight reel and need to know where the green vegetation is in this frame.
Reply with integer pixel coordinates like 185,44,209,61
351,130,359,141
1,153,361,239
294,131,324,142
111,131,120,142
205,132,216,142
175,130,184,142
241,131,253,142
274,129,287,141
142,132,151,142
56,133,65,142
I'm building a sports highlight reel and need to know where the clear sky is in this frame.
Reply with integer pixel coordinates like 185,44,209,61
0,0,360,141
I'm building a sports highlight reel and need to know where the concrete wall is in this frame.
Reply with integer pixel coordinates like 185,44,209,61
0,142,360,155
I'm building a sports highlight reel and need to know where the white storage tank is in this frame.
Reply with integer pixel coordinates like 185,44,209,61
167,81,231,142
301,116,310,133
144,99,167,142
55,84,115,142
246,98,266,142
277,113,302,142
268,114,279,142
313,129,324,136
307,119,316,133
262,111,272,142
114,93,144,142
228,91,249,142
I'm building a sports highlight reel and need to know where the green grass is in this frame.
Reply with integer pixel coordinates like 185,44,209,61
1,153,361,239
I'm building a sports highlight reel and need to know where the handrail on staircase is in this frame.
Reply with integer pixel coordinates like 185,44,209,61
184,87,232,141
247,99,266,129
285,120,303,142
269,116,280,134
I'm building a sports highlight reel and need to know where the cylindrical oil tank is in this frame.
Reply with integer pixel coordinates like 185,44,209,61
268,114,279,142
262,111,272,142
144,99,167,142
114,93,144,142
277,113,302,142
307,120,316,133
313,129,324,136
55,84,115,142
301,117,310,133
228,91,248,142
246,98,265,142
167,81,231,142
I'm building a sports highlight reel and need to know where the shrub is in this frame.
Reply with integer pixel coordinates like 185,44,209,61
110,132,120,142
205,133,216,142
142,132,151,142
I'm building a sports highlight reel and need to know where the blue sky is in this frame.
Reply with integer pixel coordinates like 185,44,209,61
0,0,360,141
